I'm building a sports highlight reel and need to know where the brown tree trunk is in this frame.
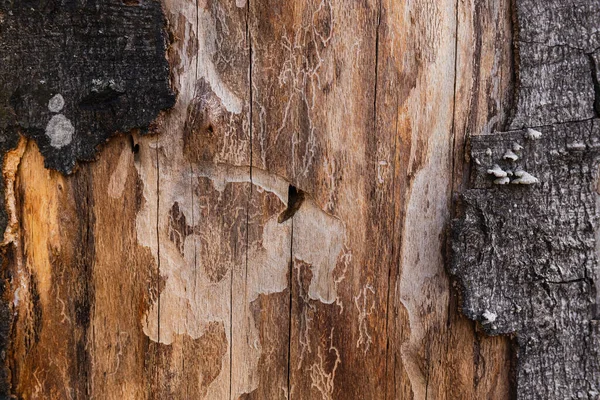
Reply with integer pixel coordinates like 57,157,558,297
0,0,597,399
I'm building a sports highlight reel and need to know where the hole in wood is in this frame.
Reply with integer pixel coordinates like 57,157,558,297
278,184,305,223
129,134,139,154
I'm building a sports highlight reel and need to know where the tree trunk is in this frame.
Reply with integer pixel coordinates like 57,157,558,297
0,0,596,399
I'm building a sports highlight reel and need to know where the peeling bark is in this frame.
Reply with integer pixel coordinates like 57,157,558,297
452,122,600,399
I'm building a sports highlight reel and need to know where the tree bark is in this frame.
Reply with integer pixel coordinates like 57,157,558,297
0,0,596,399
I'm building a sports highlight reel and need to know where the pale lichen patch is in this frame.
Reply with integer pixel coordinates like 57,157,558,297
45,114,74,148
47,94,65,113
503,149,519,161
487,164,508,178
512,170,539,185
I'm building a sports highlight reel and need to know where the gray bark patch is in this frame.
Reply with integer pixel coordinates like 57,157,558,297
451,121,600,399
0,0,175,173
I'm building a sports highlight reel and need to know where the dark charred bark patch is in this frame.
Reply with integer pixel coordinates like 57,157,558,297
0,0,175,174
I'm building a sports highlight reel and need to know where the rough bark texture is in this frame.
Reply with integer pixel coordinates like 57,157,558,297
451,0,600,399
452,123,600,399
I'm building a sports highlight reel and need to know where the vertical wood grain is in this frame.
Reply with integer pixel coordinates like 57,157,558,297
2,0,518,398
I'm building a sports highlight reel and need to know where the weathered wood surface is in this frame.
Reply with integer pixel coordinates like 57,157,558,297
3,0,594,399
451,0,600,399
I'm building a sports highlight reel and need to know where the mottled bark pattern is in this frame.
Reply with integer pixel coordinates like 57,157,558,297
0,0,174,173
452,0,600,398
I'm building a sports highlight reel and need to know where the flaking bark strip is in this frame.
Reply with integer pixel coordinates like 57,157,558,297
0,131,20,399
450,120,600,399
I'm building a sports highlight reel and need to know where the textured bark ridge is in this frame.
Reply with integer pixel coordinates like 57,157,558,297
510,0,600,128
0,0,174,173
451,122,600,399
452,0,600,398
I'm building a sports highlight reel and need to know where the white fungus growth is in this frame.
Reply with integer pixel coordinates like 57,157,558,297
485,148,492,156
47,94,65,113
503,149,519,161
474,158,481,165
525,128,542,140
512,170,539,185
512,142,523,151
482,310,497,324
506,170,514,176
493,177,510,185
487,164,507,178
45,114,74,148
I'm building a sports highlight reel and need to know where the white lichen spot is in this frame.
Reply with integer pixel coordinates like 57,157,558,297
493,177,510,185
45,114,74,148
503,149,519,161
525,128,542,140
512,142,523,151
235,0,246,7
482,310,497,324
485,148,492,156
512,170,539,185
47,94,65,113
487,164,507,178
514,304,522,312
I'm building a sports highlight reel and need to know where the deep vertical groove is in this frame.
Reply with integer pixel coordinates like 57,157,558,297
372,0,381,131
193,0,199,302
587,53,600,117
230,3,254,399
229,250,233,400
195,0,199,86
449,0,460,202
286,219,294,400
155,129,161,398
444,1,461,399
384,94,400,400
